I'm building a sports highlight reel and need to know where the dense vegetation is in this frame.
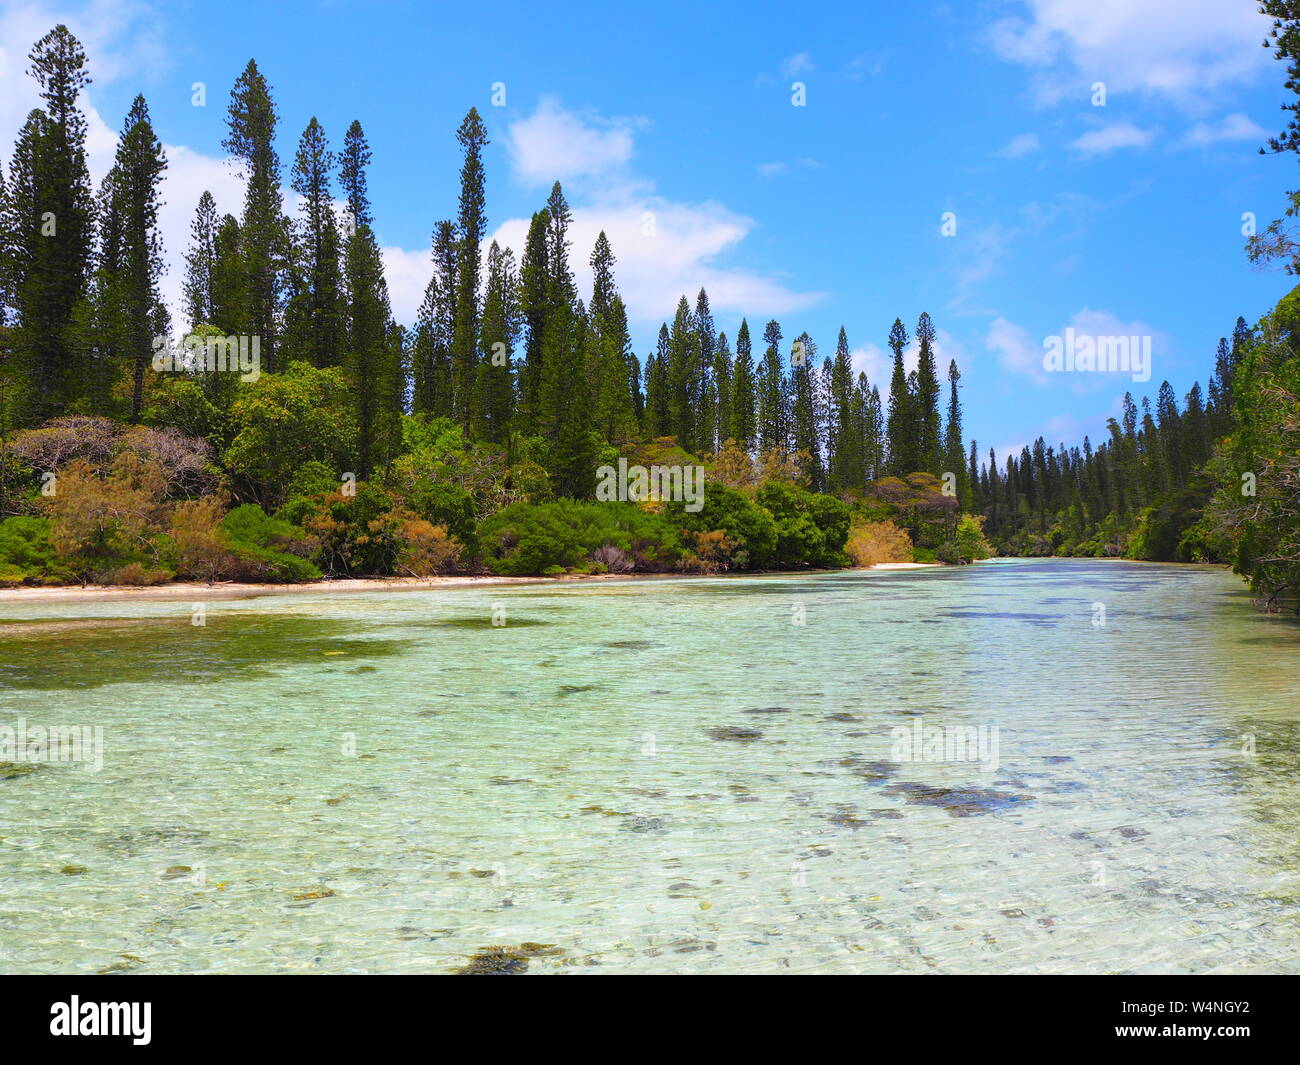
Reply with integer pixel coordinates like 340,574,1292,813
0,20,1294,604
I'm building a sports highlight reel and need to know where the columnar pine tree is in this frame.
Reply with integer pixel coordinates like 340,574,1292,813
475,239,518,443
666,295,700,451
865,382,885,484
694,288,716,450
885,317,912,474
943,358,966,503
757,319,787,454
224,60,285,373
515,209,550,433
914,311,942,473
104,95,167,421
588,231,635,440
790,331,822,488
712,330,733,449
827,326,857,491
9,26,95,423
286,118,344,368
729,318,757,451
643,325,671,437
451,108,488,429
183,191,219,328
338,121,398,477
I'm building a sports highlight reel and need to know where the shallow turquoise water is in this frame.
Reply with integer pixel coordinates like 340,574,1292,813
1,559,1299,973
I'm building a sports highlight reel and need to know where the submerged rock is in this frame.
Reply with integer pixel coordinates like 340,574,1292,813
290,888,336,900
883,782,1032,817
706,726,763,743
453,942,563,975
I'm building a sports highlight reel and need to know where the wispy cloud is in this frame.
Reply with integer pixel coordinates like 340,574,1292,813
1179,112,1266,149
1069,122,1155,157
996,132,1040,159
756,156,823,178
781,51,814,78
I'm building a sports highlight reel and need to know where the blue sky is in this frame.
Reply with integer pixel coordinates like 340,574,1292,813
0,0,1295,459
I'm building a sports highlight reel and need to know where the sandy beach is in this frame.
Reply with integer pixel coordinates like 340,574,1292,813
0,562,942,606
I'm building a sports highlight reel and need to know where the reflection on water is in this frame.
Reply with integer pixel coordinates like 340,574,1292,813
0,559,1297,973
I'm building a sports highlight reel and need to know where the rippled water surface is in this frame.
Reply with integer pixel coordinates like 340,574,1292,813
2,559,1299,973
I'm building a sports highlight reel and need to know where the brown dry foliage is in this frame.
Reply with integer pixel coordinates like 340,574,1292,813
845,519,914,567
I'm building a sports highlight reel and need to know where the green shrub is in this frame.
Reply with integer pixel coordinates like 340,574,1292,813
0,516,71,584
754,481,851,567
221,504,321,582
667,483,778,570
477,500,680,576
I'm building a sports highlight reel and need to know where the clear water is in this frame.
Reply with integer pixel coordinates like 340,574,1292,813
1,559,1298,974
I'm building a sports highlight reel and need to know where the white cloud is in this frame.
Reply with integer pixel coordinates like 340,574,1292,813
487,199,823,329
989,0,1272,105
989,308,1167,391
1069,122,1155,157
756,156,823,178
381,245,435,330
996,132,1040,158
1179,111,1266,148
488,101,823,330
781,52,814,78
988,316,1049,385
504,97,642,187
850,344,889,387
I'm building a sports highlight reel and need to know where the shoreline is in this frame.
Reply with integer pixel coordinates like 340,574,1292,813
0,562,943,606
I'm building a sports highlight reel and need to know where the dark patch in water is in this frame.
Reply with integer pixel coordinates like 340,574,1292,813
623,816,666,833
557,684,596,696
453,942,563,975
0,614,410,692
424,617,549,629
826,807,868,830
744,706,791,715
1043,755,1073,764
604,639,660,650
883,782,1032,817
936,610,1059,627
824,713,862,723
839,755,898,782
707,726,763,743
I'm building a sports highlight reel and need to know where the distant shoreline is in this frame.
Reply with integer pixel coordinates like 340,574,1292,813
0,562,942,605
